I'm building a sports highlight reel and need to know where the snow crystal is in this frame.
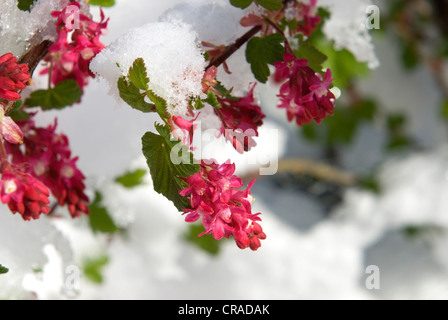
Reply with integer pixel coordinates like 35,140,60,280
318,0,380,69
159,0,245,46
0,0,70,58
89,21,206,115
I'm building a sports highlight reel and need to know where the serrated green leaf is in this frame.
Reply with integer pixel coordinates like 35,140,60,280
0,264,9,274
83,255,109,284
203,91,221,108
214,81,238,101
230,0,253,9
115,169,147,188
246,34,285,83
128,58,149,91
25,79,82,110
147,90,170,121
191,97,205,110
88,191,119,234
256,0,282,11
117,76,155,113
88,0,115,7
142,124,200,211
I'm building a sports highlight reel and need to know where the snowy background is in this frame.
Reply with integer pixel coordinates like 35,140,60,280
2,0,448,300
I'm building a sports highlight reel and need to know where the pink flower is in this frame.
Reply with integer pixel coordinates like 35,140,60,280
215,84,265,153
180,160,266,251
0,107,23,144
171,114,199,146
0,169,51,221
41,2,108,91
0,53,30,102
273,53,335,126
201,65,218,93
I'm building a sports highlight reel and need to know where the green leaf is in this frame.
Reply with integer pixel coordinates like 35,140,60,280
9,99,30,121
0,264,9,274
25,79,82,110
147,90,170,121
117,76,155,113
128,58,149,91
142,124,200,211
83,255,109,284
256,0,282,11
88,191,119,234
17,0,34,11
229,0,253,9
295,42,328,73
185,223,222,256
246,34,285,83
115,169,147,188
88,0,115,7
214,81,238,100
203,91,221,109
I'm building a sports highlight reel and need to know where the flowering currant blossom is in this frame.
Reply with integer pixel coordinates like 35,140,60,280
180,160,266,251
41,1,108,91
0,53,31,102
0,169,51,221
215,84,265,153
5,118,89,218
0,107,23,144
273,52,335,126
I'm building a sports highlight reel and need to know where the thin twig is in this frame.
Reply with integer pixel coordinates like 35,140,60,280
206,25,262,70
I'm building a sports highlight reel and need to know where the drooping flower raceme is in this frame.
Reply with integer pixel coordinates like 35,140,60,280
273,52,335,126
180,160,266,251
41,1,108,91
5,118,89,218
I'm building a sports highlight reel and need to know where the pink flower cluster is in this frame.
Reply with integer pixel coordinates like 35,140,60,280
41,1,108,91
215,84,265,154
0,53,31,102
180,160,266,251
0,169,51,221
5,118,89,219
274,53,335,126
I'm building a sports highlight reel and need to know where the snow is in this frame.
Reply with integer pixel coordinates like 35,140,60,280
0,0,71,58
318,0,380,69
1,0,447,300
90,20,206,116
